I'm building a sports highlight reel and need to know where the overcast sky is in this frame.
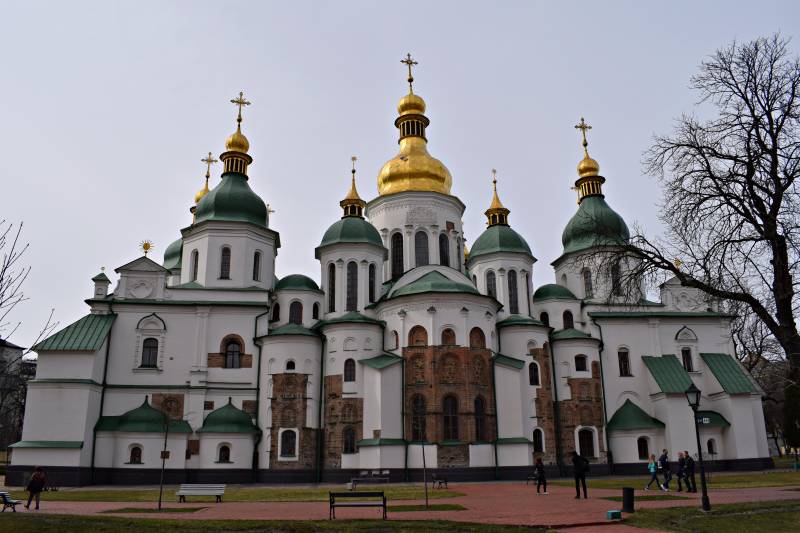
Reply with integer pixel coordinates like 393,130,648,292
2,1,797,349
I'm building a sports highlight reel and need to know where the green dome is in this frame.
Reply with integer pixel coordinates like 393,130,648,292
389,270,480,299
469,224,532,260
163,237,183,270
116,397,170,432
532,283,577,301
198,399,260,434
194,173,268,228
562,196,629,254
317,217,384,250
275,274,320,292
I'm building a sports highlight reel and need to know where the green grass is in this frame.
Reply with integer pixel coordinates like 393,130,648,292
101,507,206,514
624,499,800,532
387,504,466,512
0,515,545,533
602,494,689,502
7,485,461,503
551,470,800,490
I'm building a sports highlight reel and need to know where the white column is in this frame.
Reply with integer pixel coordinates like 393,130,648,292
497,268,508,312
429,227,439,265
460,307,469,347
404,226,413,272
428,306,437,346
398,310,407,348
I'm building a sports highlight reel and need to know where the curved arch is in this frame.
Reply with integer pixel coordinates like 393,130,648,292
528,361,540,386
312,302,320,320
533,428,545,453
527,340,538,353
441,327,456,346
562,310,574,329
128,443,143,464
469,327,486,349
289,301,303,324
285,359,296,372
539,312,550,328
415,231,429,267
280,429,297,457
576,426,598,458
344,358,356,382
408,325,428,346
676,326,699,341
218,443,232,463
136,313,166,331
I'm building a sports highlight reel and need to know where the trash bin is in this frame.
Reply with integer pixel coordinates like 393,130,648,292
622,487,635,513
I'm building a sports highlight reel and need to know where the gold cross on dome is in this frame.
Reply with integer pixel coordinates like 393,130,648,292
491,168,497,187
230,91,251,124
201,152,218,178
351,155,357,175
401,53,418,90
574,117,592,152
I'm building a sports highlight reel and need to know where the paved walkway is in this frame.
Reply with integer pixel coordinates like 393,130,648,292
13,482,800,530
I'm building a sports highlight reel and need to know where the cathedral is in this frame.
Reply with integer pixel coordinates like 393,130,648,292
8,60,771,486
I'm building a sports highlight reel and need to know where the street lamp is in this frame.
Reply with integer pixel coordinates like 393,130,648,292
685,383,711,511
158,397,179,511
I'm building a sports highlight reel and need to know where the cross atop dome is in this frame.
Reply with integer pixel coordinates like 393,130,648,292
401,53,418,92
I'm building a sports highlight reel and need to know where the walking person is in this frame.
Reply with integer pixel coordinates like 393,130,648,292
644,454,661,490
658,449,672,491
676,451,686,492
25,466,47,510
571,451,589,499
534,457,548,494
684,450,697,493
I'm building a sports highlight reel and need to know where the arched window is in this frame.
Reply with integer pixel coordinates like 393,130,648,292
280,430,296,457
637,437,649,460
411,395,426,441
218,445,231,463
253,252,262,281
582,269,593,299
681,347,694,372
443,395,459,441
286,360,296,372
141,338,158,368
469,327,486,349
486,271,497,298
563,310,574,329
439,233,450,267
618,348,632,377
289,301,303,324
409,325,428,346
190,250,199,281
578,428,595,457
271,303,281,322
529,362,540,386
343,426,357,454
225,340,242,369
392,330,399,350
415,231,429,266
312,302,320,320
574,354,588,372
540,312,550,328
441,328,456,345
533,428,544,453
707,438,717,456
611,260,622,296
129,445,142,464
344,358,356,382
346,261,358,311
474,397,486,442
508,270,519,314
391,233,404,279
368,264,376,303
327,263,336,312
220,247,231,279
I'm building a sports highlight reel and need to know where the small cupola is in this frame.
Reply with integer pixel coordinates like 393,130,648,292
92,269,111,298
340,156,367,218
573,117,606,203
484,169,510,226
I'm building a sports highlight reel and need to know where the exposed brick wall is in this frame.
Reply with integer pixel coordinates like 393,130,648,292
242,400,257,416
269,373,316,469
558,360,606,461
207,352,253,368
437,443,469,467
322,375,364,469
151,393,184,419
531,346,557,464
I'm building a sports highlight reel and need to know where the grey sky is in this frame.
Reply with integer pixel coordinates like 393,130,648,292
1,0,797,348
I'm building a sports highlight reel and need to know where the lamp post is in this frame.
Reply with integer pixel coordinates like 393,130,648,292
685,383,711,511
157,397,179,511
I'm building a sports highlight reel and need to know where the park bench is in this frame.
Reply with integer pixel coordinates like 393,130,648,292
175,483,226,503
0,492,22,512
432,473,448,488
329,491,387,519
350,469,390,490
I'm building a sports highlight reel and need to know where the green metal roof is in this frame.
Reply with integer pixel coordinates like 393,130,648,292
561,195,630,255
275,274,321,292
360,352,402,370
198,399,260,434
468,224,533,260
357,438,405,447
91,272,111,282
314,311,385,328
532,283,577,301
194,172,268,228
496,314,546,328
700,353,757,394
316,216,384,254
642,355,693,394
551,328,595,341
696,410,731,428
267,323,321,337
96,398,192,433
9,440,83,449
493,353,526,370
496,437,533,444
589,311,735,319
162,237,183,270
607,399,666,431
33,313,116,352
389,271,480,299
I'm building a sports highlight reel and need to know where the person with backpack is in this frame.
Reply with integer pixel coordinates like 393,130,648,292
684,450,697,493
676,451,687,492
25,466,47,510
644,454,661,490
658,449,672,491
571,450,589,499
534,457,548,495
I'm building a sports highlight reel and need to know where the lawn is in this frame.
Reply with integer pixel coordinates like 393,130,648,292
551,470,800,490
624,499,800,532
0,515,545,533
7,485,462,503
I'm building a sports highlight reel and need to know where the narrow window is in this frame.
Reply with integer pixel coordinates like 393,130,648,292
486,271,497,298
280,431,296,457
415,231,429,266
392,330,399,350
218,445,231,463
391,233,404,279
443,395,459,441
409,325,428,346
271,303,280,322
681,347,694,372
141,338,158,368
618,348,632,377
441,328,456,345
525,273,532,315
411,395,426,441
368,264,376,303
611,261,622,296
312,302,320,320
129,446,142,464
220,247,231,279
343,426,356,454
469,327,486,349
346,261,358,311
707,438,716,456
474,397,486,442
289,301,303,324
286,360,296,371
438,233,450,267
190,250,199,281
637,437,649,460
344,358,356,382
575,354,588,372
529,362,540,386
578,428,595,457
225,340,241,369
540,312,550,328
533,429,544,453
563,310,574,329
583,269,593,299
507,270,519,314
253,252,262,281
327,263,336,312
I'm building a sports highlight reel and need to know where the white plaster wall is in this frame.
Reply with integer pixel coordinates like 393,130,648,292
608,430,664,464
111,433,187,468
272,289,323,328
199,434,254,468
495,364,524,438
10,449,82,468
34,349,104,383
497,443,531,466
469,443,494,467
551,338,601,402
318,244,386,317
407,444,438,468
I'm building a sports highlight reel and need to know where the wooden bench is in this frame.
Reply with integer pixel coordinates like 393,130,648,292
329,491,387,519
350,476,389,490
432,473,448,489
0,492,22,512
175,484,226,503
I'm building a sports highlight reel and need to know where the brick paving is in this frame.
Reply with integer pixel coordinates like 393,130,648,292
8,481,800,530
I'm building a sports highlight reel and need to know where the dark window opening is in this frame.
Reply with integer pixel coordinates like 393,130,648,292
129,446,142,464
141,338,158,368
280,431,296,457
343,426,357,454
563,310,574,329
415,231,429,266
681,347,694,372
439,233,450,267
486,271,497,298
443,395,459,441
411,395,426,441
575,354,588,372
508,270,519,314
253,252,261,281
344,358,356,382
328,263,336,312
368,264,376,303
225,340,242,369
220,247,231,279
578,428,595,457
540,312,550,328
474,396,486,442
346,261,358,311
533,429,544,453
391,233,404,279
637,437,649,460
218,445,231,463
529,362,540,386
618,349,632,377
289,301,303,325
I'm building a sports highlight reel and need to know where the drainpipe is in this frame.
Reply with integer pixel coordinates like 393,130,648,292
90,303,115,485
591,317,612,473
548,328,566,477
251,308,270,482
315,336,326,483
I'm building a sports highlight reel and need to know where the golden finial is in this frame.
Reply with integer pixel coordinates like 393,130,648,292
574,117,592,156
401,53,418,93
225,92,252,154
485,168,510,226
202,152,218,178
341,155,366,217
139,240,155,256
230,91,251,126
574,117,600,179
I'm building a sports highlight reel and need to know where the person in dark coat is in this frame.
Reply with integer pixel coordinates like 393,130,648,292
684,450,697,493
25,466,47,510
534,457,548,495
658,449,672,491
676,451,686,492
571,451,589,499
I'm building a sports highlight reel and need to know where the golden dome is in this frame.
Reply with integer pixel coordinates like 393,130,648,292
225,125,250,154
194,180,210,204
377,137,452,195
577,153,600,178
398,92,426,116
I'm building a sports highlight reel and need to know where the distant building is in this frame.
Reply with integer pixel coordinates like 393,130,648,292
0,338,30,450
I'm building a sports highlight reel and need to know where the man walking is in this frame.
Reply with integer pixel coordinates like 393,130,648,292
658,449,672,491
571,450,589,499
684,450,697,493
676,451,686,492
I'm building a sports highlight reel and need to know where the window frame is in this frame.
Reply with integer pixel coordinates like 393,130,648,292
637,437,649,461
411,394,427,442
279,429,298,459
486,270,497,298
507,270,519,314
128,445,143,465
529,361,540,386
563,310,574,329
346,261,358,311
225,340,242,369
253,251,262,281
618,348,632,377
442,395,459,441
574,354,588,373
343,358,356,382
681,347,694,372
190,250,199,282
327,263,336,312
415,230,429,267
391,233,404,279
474,396,486,442
438,233,450,267
219,246,232,280
343,426,357,454
140,337,159,368
218,444,232,463
582,268,593,299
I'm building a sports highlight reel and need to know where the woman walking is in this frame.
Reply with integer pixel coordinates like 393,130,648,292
25,467,47,510
644,454,661,490
534,457,548,495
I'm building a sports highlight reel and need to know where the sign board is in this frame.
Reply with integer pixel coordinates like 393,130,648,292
696,417,711,425
160,450,170,460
